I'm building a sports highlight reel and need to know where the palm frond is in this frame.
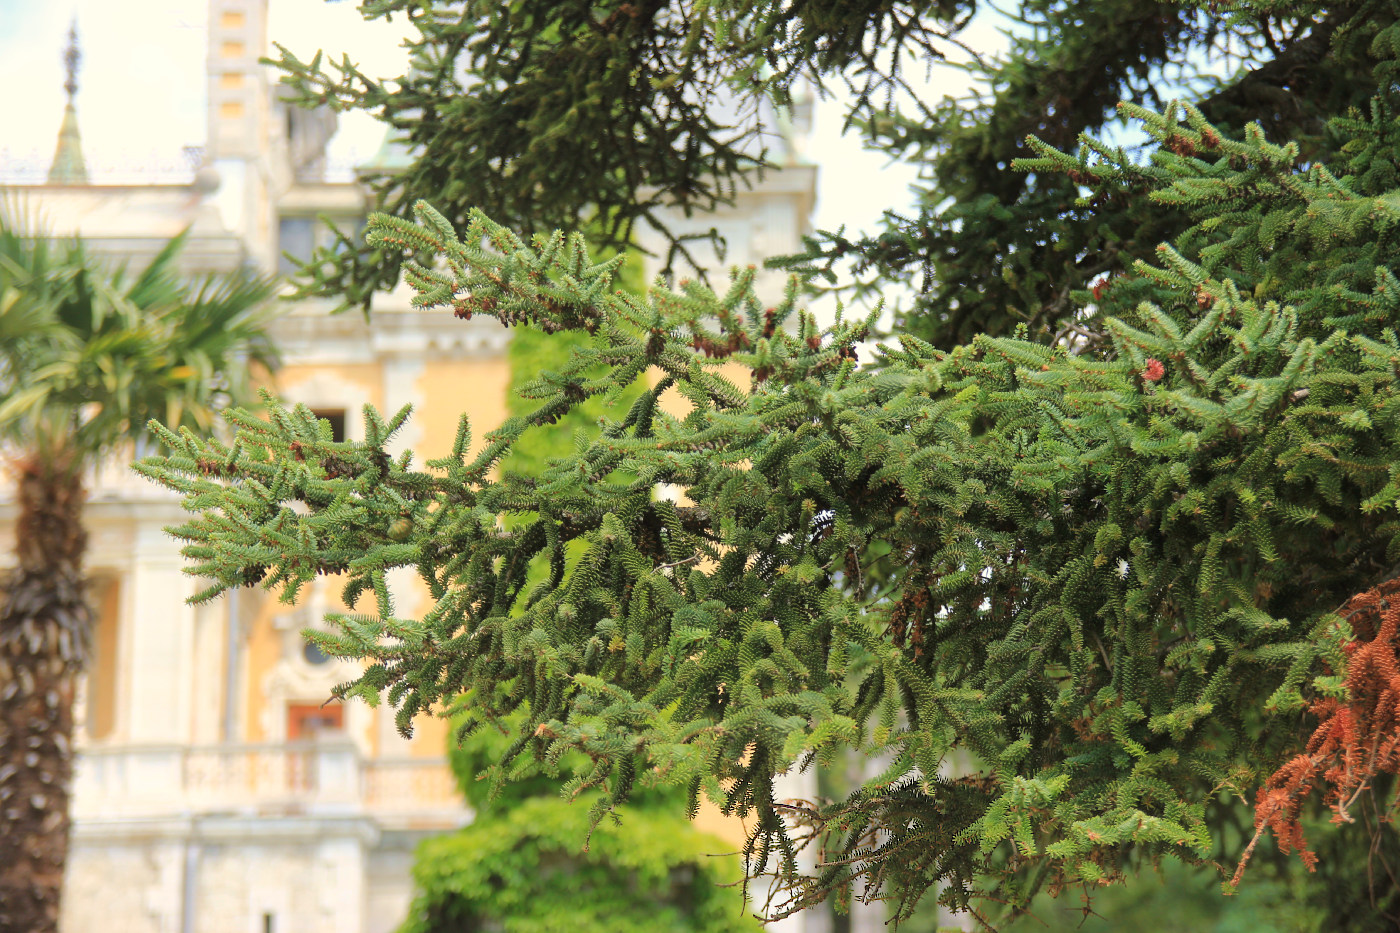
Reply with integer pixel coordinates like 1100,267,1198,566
0,213,280,463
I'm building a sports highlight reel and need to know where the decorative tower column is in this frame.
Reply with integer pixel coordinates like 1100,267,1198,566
205,0,277,268
47,21,88,185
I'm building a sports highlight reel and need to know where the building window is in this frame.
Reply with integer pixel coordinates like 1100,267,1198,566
278,216,316,274
302,638,331,666
310,408,347,443
286,702,343,740
278,216,365,273
333,218,365,253
85,576,121,740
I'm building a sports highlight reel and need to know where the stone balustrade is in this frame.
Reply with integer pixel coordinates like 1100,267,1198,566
71,738,462,824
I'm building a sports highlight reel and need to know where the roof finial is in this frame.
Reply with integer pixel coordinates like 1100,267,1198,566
62,19,80,100
48,18,88,185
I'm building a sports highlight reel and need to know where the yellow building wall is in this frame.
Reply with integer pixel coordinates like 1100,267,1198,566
86,576,122,740
239,356,511,756
242,595,283,743
275,361,385,411
236,345,758,849
692,800,752,848
655,359,754,848
413,356,512,462
241,361,385,744
402,355,513,758
656,360,751,418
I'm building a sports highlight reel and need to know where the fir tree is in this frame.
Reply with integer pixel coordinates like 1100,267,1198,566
139,83,1400,924
269,0,1389,352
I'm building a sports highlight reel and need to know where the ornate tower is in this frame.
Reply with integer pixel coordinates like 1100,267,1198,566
206,0,269,161
47,20,88,185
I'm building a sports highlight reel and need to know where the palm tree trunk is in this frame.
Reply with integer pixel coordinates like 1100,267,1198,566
0,456,90,933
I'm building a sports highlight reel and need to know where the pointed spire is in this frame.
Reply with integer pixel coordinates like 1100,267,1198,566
47,20,88,185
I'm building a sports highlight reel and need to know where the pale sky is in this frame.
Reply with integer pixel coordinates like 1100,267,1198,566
0,0,1012,262
0,0,409,177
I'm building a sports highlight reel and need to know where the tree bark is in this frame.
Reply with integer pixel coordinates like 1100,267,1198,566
0,457,90,933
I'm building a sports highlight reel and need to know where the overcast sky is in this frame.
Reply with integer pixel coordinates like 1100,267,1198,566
0,0,1013,251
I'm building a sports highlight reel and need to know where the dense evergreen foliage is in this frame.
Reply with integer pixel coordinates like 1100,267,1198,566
139,75,1400,926
393,241,754,933
270,0,959,308
270,1,1391,352
797,1,1396,348
136,0,1400,925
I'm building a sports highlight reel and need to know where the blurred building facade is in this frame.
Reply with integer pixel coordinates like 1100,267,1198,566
0,2,819,932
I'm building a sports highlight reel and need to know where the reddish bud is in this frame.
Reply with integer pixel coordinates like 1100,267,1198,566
1142,358,1165,382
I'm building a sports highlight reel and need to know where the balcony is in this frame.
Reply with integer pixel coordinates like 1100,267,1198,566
72,739,465,830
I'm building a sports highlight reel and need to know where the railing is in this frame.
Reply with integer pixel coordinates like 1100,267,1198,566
71,740,463,823
364,756,461,812
0,149,199,186
0,147,371,185
183,743,317,806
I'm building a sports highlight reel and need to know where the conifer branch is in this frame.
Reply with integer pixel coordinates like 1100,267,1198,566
140,98,1400,921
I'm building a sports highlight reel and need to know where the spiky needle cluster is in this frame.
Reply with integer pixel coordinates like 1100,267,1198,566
138,99,1400,922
